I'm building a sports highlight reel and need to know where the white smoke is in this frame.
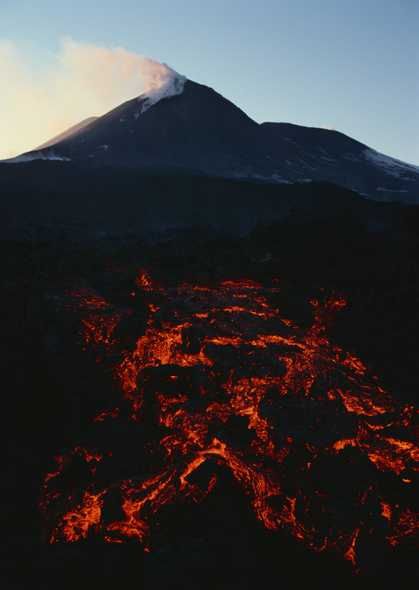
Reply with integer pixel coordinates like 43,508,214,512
0,38,185,159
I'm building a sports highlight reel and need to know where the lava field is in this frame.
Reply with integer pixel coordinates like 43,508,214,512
40,270,418,574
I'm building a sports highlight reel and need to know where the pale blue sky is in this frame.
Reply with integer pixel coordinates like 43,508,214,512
1,0,418,162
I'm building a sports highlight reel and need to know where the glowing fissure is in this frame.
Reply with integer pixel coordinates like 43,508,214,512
41,271,418,568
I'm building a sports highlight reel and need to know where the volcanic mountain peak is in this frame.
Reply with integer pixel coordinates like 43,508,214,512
5,74,419,203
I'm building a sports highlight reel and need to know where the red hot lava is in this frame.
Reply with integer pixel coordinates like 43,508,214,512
41,271,418,568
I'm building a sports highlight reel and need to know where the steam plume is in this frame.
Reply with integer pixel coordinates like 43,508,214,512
0,38,184,159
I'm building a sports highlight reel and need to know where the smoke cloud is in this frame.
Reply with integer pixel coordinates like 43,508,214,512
0,38,182,159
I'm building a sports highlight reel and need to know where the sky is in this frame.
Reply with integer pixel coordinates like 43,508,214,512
0,0,418,162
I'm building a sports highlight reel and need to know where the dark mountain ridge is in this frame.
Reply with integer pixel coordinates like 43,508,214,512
0,160,407,241
8,79,419,203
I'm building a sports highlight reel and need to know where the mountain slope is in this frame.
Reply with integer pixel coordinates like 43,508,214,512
10,79,419,202
37,117,98,149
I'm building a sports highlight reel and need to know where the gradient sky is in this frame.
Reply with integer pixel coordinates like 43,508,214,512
1,0,418,162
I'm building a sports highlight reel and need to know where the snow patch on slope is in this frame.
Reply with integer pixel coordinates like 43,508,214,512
234,172,292,184
2,151,71,164
376,187,408,193
364,149,419,178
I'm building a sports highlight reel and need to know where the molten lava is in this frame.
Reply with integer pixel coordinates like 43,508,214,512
41,271,418,569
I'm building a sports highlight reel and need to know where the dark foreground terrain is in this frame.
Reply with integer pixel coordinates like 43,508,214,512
1,180,418,589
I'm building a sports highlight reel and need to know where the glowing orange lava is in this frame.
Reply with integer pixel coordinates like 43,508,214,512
41,272,419,569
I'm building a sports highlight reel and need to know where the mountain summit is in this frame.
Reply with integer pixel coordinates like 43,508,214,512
9,78,419,202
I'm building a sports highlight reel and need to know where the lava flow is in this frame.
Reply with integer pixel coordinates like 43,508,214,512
41,271,418,569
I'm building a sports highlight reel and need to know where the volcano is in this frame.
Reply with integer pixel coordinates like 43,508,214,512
10,76,419,203
2,59,418,590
